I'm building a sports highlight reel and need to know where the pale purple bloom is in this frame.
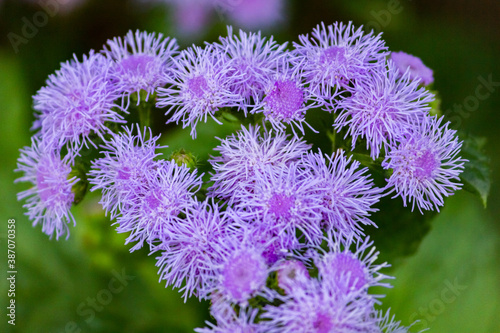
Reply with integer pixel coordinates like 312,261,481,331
208,125,310,201
300,150,383,238
293,21,388,100
391,51,434,86
117,159,203,250
15,138,79,240
215,26,288,112
382,116,465,212
33,51,123,152
103,30,178,105
334,61,434,160
254,58,317,136
156,45,243,138
88,126,164,219
232,163,324,247
196,307,271,333
262,274,379,333
156,200,232,301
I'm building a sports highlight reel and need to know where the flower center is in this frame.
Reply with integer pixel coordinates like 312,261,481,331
414,149,438,179
268,192,295,219
312,311,333,333
264,80,304,119
119,54,156,75
327,252,367,292
319,46,346,66
187,75,209,98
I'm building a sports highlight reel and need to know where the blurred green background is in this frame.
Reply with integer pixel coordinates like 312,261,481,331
0,0,499,332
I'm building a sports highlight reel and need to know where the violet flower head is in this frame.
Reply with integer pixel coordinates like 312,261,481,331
334,61,435,160
215,26,288,111
208,125,310,201
276,259,310,294
15,138,79,240
33,51,123,152
103,30,178,105
293,21,388,99
262,274,379,333
255,58,316,136
156,44,243,138
232,163,324,247
391,51,434,86
117,159,203,250
300,150,383,238
382,115,466,213
196,307,271,333
88,125,164,219
156,200,232,301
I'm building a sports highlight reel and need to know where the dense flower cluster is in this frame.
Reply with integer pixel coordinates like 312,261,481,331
15,22,467,332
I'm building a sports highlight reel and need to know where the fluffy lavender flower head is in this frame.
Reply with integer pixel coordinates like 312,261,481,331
276,259,310,294
215,26,288,111
33,51,123,151
196,307,270,333
334,61,435,159
391,51,434,86
117,159,203,250
156,200,232,301
15,138,79,240
156,45,243,138
300,150,383,238
293,21,388,99
232,163,324,247
103,30,178,105
382,116,466,212
88,126,164,219
209,125,310,201
254,58,316,136
262,274,379,333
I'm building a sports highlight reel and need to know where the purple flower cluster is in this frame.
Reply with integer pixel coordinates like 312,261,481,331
15,22,466,332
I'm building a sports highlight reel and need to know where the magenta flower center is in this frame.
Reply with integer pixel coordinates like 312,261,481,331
312,311,333,333
414,149,438,179
188,75,209,98
264,80,304,119
119,54,156,74
268,192,295,219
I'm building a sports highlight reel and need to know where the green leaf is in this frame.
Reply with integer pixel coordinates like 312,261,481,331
459,134,491,208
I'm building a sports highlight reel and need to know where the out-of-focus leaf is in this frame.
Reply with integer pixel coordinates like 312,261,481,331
459,134,491,207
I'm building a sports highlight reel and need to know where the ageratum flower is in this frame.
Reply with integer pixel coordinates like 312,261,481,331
313,235,392,299
300,150,383,238
293,21,388,100
215,26,288,112
276,259,310,294
117,159,203,250
155,200,232,301
196,307,271,333
88,126,164,219
391,51,434,86
382,116,466,212
156,44,243,138
262,272,379,333
208,125,310,201
232,163,324,247
15,138,79,240
254,58,317,136
103,30,178,106
333,61,435,160
33,51,123,152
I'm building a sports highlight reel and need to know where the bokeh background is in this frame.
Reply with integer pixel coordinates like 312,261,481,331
0,0,499,332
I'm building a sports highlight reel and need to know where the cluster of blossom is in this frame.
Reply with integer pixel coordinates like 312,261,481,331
15,22,466,332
